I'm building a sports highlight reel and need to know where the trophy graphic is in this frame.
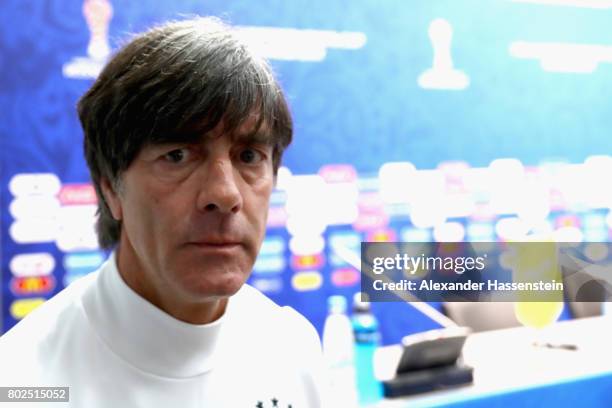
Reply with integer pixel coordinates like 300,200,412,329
62,0,113,79
418,18,470,91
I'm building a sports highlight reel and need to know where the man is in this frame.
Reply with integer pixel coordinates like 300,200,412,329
0,17,326,407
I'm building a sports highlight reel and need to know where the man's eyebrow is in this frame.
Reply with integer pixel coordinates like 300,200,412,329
149,124,275,146
150,130,203,145
232,130,275,145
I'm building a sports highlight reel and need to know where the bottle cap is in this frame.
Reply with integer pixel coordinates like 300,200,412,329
328,295,347,313
353,292,371,312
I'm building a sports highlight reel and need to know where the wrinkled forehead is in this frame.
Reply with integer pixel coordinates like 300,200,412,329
148,110,275,147
226,111,274,144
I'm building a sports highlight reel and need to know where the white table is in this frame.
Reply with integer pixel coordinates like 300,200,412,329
370,316,612,407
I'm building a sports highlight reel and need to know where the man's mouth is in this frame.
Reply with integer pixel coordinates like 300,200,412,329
187,240,243,252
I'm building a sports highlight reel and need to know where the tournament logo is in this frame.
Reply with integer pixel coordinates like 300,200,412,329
63,0,113,79
10,298,46,320
10,253,55,277
10,276,56,296
291,271,323,292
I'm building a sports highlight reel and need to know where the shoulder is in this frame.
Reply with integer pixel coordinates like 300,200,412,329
279,305,322,355
231,284,319,339
226,285,328,405
1,271,96,340
228,283,323,362
0,272,98,380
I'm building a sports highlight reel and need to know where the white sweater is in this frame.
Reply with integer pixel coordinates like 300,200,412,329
0,254,326,407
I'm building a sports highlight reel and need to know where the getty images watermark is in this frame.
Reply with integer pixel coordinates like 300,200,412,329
360,242,612,302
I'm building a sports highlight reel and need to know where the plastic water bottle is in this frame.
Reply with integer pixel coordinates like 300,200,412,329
352,292,383,405
602,301,612,316
322,295,358,407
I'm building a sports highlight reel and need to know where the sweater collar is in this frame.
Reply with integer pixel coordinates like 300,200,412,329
82,252,225,378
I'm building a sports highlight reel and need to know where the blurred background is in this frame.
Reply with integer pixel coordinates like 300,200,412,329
3,0,612,365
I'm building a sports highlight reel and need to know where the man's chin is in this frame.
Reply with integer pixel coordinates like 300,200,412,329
180,273,248,300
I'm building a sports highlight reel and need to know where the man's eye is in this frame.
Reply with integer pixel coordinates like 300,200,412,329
164,149,188,163
239,148,264,164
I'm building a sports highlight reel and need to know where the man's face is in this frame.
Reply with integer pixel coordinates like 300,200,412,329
103,117,274,308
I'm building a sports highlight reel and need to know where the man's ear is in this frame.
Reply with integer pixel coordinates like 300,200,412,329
100,178,123,221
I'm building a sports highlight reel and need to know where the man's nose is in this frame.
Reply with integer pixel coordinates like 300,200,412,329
196,158,242,214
